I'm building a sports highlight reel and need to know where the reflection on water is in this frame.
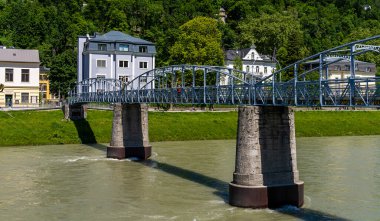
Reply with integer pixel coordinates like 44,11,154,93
0,137,379,220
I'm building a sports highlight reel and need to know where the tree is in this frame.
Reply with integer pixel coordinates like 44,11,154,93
169,16,224,66
49,50,77,98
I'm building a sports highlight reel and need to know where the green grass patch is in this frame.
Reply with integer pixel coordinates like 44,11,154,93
1,109,380,146
295,111,380,137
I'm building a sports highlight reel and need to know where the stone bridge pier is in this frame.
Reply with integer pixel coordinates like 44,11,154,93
63,103,87,120
107,103,152,160
229,106,304,208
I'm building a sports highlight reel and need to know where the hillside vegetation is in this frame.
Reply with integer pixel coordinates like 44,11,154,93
1,0,380,96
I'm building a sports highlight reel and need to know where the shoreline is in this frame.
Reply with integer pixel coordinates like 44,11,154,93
1,109,380,147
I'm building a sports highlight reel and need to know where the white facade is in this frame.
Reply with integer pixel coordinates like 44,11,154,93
78,31,156,91
224,45,276,84
0,49,40,107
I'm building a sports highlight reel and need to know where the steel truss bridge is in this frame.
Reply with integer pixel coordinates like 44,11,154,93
69,35,380,107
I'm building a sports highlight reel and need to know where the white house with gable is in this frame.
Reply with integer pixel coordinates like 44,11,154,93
224,45,277,84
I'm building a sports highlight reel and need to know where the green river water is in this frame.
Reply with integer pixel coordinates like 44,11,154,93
0,136,379,221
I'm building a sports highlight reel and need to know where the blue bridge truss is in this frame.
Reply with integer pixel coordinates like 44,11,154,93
69,35,380,107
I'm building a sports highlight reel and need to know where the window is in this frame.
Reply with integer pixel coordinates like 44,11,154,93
335,65,341,71
366,67,372,72
119,60,129,68
41,92,47,99
21,93,29,103
251,52,255,60
5,69,13,82
345,65,350,71
139,61,148,69
97,60,106,67
256,66,259,73
119,44,129,51
40,83,47,92
39,74,48,80
139,46,147,53
96,75,106,79
246,66,250,72
140,76,147,83
21,69,29,82
31,96,38,104
264,67,267,74
119,76,129,83
98,43,107,51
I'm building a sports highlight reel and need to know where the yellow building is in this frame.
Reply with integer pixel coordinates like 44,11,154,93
0,48,40,108
39,67,58,103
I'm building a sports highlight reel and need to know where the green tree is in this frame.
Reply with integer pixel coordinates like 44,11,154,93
49,50,77,98
169,16,224,66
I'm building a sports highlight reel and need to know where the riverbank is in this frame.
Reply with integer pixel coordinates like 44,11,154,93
1,109,380,146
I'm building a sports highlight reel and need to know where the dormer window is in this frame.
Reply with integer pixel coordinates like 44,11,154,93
119,44,129,51
98,43,107,51
139,46,147,53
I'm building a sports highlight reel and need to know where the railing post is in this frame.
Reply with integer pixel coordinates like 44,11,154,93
272,73,275,105
230,69,234,104
319,54,324,106
350,45,356,79
137,75,141,103
253,79,256,105
204,68,207,104
350,45,356,107
216,71,220,104
349,77,354,107
294,64,298,106
192,66,195,104
366,80,369,106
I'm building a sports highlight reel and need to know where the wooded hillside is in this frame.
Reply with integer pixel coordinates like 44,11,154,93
1,0,379,95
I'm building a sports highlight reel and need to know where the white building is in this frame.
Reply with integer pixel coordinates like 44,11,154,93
304,57,377,79
0,48,40,107
224,45,277,83
77,31,156,89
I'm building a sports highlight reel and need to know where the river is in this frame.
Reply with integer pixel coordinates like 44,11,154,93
0,136,379,221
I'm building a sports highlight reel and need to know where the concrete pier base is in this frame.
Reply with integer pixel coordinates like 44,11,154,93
108,103,125,159
107,103,152,160
229,106,304,209
125,146,152,160
123,103,151,160
106,146,126,159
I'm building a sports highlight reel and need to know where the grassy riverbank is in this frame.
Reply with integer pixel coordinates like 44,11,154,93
1,109,380,146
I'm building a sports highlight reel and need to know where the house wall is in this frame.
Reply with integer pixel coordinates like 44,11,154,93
0,62,39,107
90,54,113,78
78,35,156,89
115,54,133,79
77,37,87,83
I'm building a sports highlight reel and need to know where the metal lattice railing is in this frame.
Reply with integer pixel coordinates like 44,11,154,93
69,36,380,107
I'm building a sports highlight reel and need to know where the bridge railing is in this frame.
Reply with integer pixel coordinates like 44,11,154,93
69,36,380,107
68,76,380,107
